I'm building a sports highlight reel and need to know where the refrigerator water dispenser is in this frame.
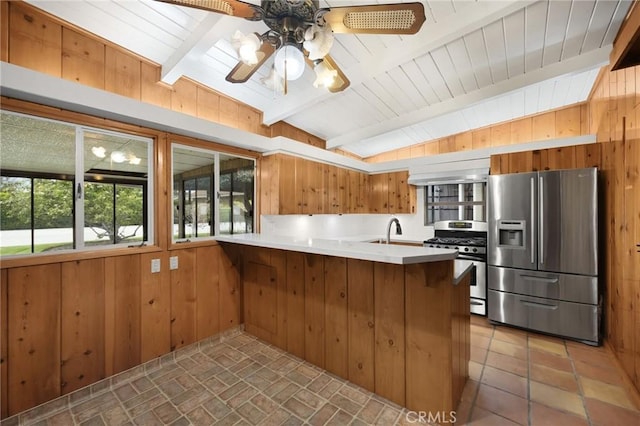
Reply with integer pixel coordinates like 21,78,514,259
498,220,525,248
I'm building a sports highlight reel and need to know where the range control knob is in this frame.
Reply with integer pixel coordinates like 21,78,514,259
464,247,469,252
472,248,478,253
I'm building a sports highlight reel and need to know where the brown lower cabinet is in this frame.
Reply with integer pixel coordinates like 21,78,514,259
239,244,470,413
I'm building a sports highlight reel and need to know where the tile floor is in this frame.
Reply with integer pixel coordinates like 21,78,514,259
2,317,640,425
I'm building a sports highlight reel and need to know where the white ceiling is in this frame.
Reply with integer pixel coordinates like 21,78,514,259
26,0,632,158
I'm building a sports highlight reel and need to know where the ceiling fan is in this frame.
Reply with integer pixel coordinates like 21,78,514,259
155,0,426,93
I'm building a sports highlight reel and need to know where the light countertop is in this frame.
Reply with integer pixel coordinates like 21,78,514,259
214,233,457,265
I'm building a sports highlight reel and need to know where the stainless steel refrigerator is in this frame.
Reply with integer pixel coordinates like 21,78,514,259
487,167,600,345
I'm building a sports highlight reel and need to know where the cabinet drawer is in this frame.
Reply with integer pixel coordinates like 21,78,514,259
488,266,598,304
488,290,599,344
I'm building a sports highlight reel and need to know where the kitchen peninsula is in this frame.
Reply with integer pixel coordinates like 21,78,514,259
215,234,471,414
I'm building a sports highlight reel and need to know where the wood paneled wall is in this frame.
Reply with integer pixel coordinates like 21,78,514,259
0,1,325,149
240,245,469,413
365,103,590,163
0,247,240,417
259,154,416,215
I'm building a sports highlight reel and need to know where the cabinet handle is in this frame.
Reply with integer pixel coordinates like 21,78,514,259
520,299,558,310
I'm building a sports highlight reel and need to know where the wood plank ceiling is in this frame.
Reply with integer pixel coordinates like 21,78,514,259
26,0,632,158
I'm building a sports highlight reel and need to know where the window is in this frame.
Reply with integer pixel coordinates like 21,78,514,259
424,182,486,224
0,111,154,256
172,145,254,242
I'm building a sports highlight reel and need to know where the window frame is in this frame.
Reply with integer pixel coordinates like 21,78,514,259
170,142,256,245
0,109,155,257
423,182,487,225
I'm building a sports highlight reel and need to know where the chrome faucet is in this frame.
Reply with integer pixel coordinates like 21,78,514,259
386,218,403,244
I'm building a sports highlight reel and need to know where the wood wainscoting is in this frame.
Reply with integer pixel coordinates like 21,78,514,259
0,245,241,417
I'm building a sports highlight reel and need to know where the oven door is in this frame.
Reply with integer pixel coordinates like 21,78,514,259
456,254,487,315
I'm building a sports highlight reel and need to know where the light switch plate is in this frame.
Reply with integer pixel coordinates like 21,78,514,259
169,256,179,270
150,258,161,273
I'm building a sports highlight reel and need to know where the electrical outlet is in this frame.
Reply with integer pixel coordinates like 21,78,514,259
169,256,179,270
150,258,161,273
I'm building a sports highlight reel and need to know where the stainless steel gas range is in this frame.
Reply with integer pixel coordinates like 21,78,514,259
424,220,487,316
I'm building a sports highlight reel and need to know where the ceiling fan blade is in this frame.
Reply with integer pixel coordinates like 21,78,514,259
153,0,260,19
225,42,275,83
321,3,426,35
322,55,350,93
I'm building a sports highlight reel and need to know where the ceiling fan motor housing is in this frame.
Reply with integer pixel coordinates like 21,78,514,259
261,0,318,41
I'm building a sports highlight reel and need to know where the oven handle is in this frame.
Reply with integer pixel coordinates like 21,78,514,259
456,254,486,261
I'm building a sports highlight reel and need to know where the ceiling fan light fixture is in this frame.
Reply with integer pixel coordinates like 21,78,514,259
231,30,261,65
274,43,305,81
313,60,337,88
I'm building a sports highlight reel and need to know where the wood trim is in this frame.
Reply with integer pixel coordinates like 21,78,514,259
610,1,640,70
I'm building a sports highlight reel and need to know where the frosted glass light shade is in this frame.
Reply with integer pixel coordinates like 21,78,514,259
274,45,305,81
231,31,260,65
313,61,337,88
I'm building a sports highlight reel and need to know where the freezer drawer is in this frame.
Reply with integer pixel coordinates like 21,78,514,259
488,290,600,344
488,266,598,305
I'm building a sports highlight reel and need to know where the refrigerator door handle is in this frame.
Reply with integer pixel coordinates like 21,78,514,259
530,177,535,264
520,299,558,310
539,176,544,264
520,275,559,284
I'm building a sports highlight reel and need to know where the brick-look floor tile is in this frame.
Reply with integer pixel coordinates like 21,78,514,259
80,414,106,426
286,369,313,386
152,401,181,423
307,374,332,393
131,376,155,393
185,406,216,424
127,394,168,419
158,379,186,399
236,402,265,424
101,405,131,425
272,383,303,404
357,398,384,423
201,396,232,420
227,386,259,409
308,402,340,425
318,379,343,399
218,381,249,401
325,409,356,425
132,410,162,426
284,397,316,419
114,383,138,402
374,405,402,425
294,388,324,409
263,408,297,425
47,409,75,426
329,393,363,415
339,383,370,405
